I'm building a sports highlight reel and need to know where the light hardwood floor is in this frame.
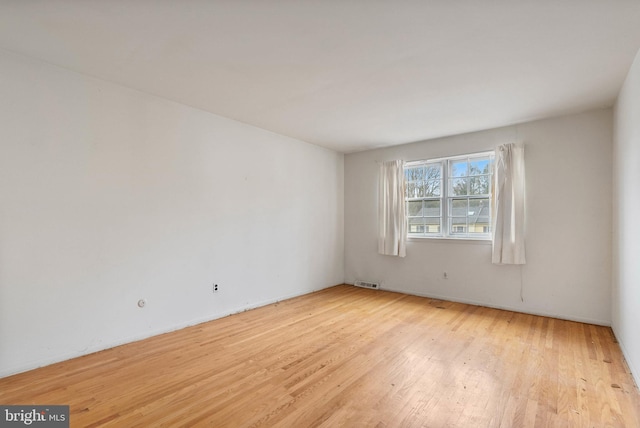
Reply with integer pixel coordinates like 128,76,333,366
1,285,639,427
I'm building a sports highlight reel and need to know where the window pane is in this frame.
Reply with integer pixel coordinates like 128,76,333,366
408,218,426,234
423,200,440,217
468,224,491,234
424,179,441,197
406,182,414,198
451,160,467,177
450,199,468,217
481,175,491,194
469,177,481,195
405,166,427,182
407,201,423,216
425,217,441,234
425,164,441,180
468,198,490,233
406,167,423,182
451,217,467,234
468,198,489,214
450,178,468,196
469,176,490,195
407,182,424,198
468,222,491,233
469,158,491,175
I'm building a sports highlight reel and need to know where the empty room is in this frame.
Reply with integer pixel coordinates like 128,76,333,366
1,1,640,426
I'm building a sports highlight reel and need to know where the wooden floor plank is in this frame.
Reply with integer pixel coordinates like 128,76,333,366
1,285,639,427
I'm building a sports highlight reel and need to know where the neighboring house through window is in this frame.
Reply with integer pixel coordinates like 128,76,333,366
405,151,494,239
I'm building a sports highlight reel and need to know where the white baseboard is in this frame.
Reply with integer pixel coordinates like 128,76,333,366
0,284,336,379
346,282,611,326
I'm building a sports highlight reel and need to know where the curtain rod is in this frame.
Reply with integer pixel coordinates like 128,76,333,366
405,149,496,166
375,145,521,166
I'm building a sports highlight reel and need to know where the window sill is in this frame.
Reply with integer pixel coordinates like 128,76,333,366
407,236,492,245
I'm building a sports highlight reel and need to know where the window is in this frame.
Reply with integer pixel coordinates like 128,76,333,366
405,151,494,239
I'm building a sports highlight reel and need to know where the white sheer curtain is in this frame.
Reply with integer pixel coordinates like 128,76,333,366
492,143,526,264
378,160,407,257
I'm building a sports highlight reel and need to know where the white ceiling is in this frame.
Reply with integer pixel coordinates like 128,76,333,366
1,1,640,153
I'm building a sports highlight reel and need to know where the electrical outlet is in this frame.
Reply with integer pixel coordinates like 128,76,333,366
213,283,219,293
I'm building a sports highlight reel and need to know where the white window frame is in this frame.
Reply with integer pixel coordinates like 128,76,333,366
405,151,494,240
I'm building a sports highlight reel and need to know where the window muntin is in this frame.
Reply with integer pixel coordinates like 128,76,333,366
406,152,494,239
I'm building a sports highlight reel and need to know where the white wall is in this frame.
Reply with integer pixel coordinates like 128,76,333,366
345,110,612,325
612,49,640,386
0,51,344,377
